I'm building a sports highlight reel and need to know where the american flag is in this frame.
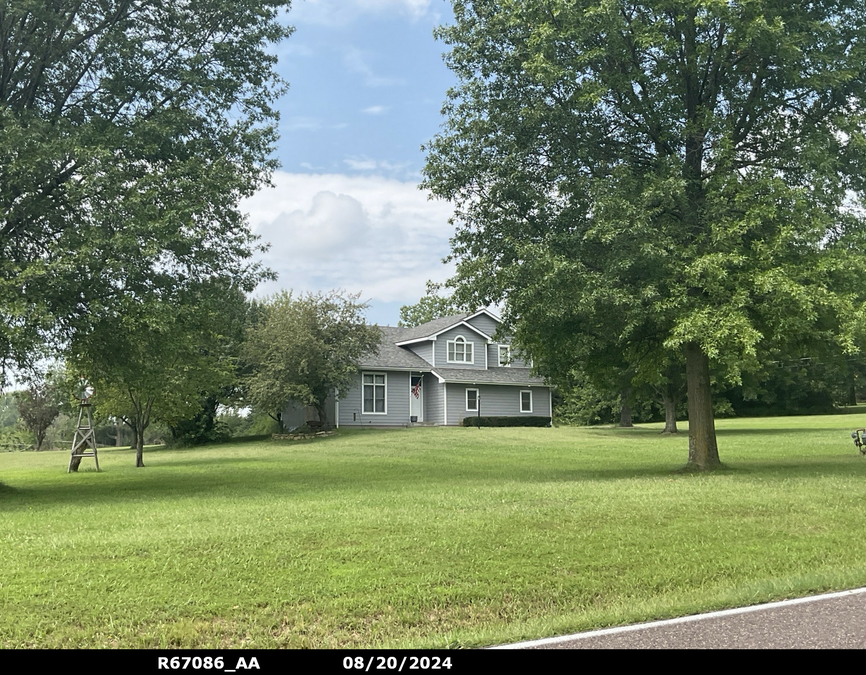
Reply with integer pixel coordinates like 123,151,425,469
412,379,421,398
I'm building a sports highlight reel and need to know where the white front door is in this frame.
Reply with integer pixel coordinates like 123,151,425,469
410,376,423,421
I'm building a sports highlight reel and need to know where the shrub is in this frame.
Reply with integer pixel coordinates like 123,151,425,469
462,416,551,428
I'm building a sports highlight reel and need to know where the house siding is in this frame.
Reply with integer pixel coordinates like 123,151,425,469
281,400,306,431
434,326,489,370
424,373,444,425
446,383,551,425
408,341,434,366
487,342,531,369
338,371,412,426
282,391,336,430
465,313,499,338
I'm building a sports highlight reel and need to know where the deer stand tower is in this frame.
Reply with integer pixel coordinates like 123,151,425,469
68,402,99,473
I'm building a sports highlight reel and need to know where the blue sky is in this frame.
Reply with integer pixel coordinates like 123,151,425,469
241,0,460,325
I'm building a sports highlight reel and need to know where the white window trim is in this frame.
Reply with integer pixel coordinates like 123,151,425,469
520,389,533,413
466,388,479,412
446,335,474,364
498,345,511,367
362,372,387,415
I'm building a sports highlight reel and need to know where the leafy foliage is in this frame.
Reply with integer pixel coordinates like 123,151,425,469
398,282,466,327
68,280,247,467
243,291,381,427
423,0,866,468
166,289,252,446
15,376,62,451
0,424,33,452
719,350,865,416
0,0,291,384
168,395,232,447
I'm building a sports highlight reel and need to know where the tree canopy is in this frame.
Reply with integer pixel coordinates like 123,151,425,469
243,291,381,428
68,279,247,468
423,0,866,469
398,282,466,327
15,373,62,451
0,0,291,384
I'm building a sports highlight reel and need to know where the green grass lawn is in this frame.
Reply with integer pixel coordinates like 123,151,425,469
3,414,866,648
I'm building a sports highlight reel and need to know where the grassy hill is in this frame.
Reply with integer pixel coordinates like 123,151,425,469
3,415,866,648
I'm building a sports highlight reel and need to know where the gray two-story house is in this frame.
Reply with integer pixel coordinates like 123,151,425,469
282,309,551,429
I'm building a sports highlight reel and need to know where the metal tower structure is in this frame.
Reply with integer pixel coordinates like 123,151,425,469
68,380,99,472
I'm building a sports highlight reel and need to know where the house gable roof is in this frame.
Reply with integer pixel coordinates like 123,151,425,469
393,310,500,345
393,313,471,342
395,321,494,346
357,326,432,370
464,308,502,324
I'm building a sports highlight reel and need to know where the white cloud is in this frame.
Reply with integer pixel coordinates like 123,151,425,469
343,158,379,170
361,105,389,115
258,191,371,254
241,172,456,305
342,157,411,172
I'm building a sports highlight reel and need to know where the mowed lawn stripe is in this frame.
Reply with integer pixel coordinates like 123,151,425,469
2,416,866,648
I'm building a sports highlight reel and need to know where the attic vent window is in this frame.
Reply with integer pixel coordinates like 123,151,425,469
447,336,474,364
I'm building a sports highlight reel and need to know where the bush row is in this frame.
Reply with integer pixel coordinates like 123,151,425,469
462,416,552,428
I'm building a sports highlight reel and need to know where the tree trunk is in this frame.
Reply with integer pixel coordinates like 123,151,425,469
662,391,678,434
619,388,633,427
135,427,145,467
846,365,857,407
315,401,327,429
269,411,284,432
685,342,720,469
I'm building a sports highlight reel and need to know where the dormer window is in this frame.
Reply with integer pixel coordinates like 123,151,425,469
447,336,474,363
498,345,511,367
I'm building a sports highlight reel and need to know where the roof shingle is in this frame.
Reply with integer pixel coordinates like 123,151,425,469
430,367,545,386
357,326,432,369
392,313,471,342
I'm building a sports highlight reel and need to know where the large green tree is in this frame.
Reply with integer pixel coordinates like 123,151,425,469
423,0,866,469
0,0,290,385
168,288,252,446
15,373,62,451
243,291,382,428
68,280,244,468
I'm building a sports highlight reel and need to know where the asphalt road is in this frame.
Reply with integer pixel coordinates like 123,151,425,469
495,588,866,649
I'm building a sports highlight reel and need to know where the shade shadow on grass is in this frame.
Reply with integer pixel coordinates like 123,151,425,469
5,450,866,511
716,427,855,436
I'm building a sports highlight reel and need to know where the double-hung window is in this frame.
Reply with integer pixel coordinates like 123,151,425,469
363,373,386,414
447,336,473,364
520,390,533,413
498,345,511,367
466,388,479,412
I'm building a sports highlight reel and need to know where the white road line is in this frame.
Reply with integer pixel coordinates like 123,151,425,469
492,587,866,649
